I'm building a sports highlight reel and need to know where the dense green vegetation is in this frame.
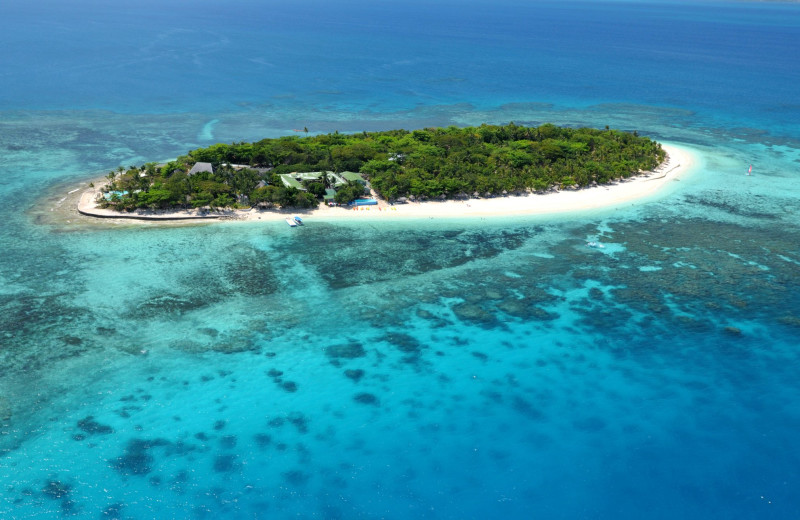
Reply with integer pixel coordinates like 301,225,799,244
99,123,664,211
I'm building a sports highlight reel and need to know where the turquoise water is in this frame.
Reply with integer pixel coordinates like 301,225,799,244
2,1,800,518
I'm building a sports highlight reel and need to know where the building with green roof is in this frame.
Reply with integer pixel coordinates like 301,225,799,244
340,171,366,185
279,171,363,192
279,174,304,190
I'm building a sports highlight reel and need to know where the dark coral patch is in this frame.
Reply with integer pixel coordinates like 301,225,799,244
573,417,607,432
254,433,271,448
384,333,422,353
325,342,366,359
77,416,114,435
268,417,285,428
353,393,380,406
213,454,239,473
102,503,124,518
61,499,77,515
62,335,83,346
137,293,209,317
287,413,308,434
724,326,743,336
111,438,170,476
589,287,605,301
512,396,543,420
283,470,310,487
451,302,503,329
115,406,142,419
220,435,237,449
41,480,71,500
471,351,488,361
280,381,298,393
199,327,219,338
344,369,364,382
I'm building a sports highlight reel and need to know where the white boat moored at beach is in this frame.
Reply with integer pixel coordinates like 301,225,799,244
286,218,297,227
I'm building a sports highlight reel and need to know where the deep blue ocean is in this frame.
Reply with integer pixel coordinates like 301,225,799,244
2,1,799,518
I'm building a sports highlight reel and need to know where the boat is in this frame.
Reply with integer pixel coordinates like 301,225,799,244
285,218,297,227
293,216,303,225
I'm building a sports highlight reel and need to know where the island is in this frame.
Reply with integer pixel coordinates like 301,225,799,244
77,123,677,221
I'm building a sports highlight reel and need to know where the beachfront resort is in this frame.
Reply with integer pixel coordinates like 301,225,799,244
80,123,670,221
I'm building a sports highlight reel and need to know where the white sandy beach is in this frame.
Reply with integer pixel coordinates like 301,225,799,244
76,143,696,223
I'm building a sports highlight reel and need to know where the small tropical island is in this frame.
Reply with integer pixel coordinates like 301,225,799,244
79,123,676,221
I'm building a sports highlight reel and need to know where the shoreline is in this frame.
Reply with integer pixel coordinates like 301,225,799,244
72,143,696,224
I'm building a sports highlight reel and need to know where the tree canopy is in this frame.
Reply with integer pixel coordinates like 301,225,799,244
98,123,665,211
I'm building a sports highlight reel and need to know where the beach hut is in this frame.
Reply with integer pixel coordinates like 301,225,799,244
188,162,214,176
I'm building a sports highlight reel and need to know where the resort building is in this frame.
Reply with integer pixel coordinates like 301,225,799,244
340,171,367,185
278,175,304,190
188,162,214,176
278,171,366,191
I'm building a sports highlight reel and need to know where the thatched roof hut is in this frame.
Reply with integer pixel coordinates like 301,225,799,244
188,162,214,176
